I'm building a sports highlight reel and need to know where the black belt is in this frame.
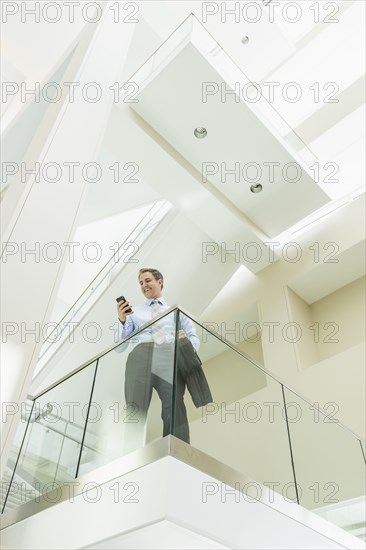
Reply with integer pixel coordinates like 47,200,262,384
137,338,190,349
137,342,172,349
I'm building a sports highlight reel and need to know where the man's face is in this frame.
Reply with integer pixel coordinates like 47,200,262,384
139,272,163,299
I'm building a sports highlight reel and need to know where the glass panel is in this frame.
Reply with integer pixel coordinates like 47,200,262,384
2,363,96,512
78,310,178,475
173,314,296,501
283,387,366,539
0,399,34,513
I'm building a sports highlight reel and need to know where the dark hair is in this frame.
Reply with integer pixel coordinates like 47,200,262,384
138,268,164,289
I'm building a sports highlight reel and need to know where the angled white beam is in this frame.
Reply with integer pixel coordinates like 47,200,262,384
115,107,280,274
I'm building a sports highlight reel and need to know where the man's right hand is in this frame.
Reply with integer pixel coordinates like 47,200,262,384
117,300,133,324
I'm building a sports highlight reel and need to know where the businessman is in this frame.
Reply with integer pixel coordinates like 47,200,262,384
117,268,207,447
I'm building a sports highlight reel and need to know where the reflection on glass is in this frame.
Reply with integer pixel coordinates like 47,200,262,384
78,311,178,475
174,316,296,501
2,363,96,512
283,387,366,538
0,400,35,513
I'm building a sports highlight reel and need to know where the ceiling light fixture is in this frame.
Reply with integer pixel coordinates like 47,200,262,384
241,36,249,44
250,184,263,193
194,127,207,139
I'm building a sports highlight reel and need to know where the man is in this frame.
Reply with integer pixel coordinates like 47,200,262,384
117,268,203,446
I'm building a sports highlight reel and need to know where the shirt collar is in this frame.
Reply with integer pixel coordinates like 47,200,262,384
146,297,166,307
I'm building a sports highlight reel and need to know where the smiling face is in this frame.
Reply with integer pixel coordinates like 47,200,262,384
139,271,163,299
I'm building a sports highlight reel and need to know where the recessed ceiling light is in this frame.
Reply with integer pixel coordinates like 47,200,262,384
194,127,207,139
250,184,263,193
241,36,249,44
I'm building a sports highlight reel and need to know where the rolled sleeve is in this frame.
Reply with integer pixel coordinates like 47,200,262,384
114,317,136,353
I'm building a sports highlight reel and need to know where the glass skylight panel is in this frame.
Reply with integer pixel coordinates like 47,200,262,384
55,205,154,314
307,105,366,201
264,1,365,128
329,137,365,201
309,105,365,160
33,200,172,377
273,1,346,44
262,104,365,239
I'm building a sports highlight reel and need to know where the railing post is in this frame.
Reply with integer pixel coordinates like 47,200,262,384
281,384,300,505
359,440,366,465
171,308,180,438
75,359,99,478
1,400,35,514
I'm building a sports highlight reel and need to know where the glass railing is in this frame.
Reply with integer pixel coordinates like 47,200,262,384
0,399,34,512
177,314,296,495
282,387,366,534
1,307,365,541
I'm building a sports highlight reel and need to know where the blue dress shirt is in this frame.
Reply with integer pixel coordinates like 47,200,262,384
117,297,200,352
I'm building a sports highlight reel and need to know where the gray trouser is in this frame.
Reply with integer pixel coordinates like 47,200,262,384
124,343,190,447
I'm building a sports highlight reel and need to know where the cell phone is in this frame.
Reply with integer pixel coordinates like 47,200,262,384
116,295,132,313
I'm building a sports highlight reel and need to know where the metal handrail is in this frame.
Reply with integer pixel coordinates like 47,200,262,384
29,305,180,399
28,305,366,445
